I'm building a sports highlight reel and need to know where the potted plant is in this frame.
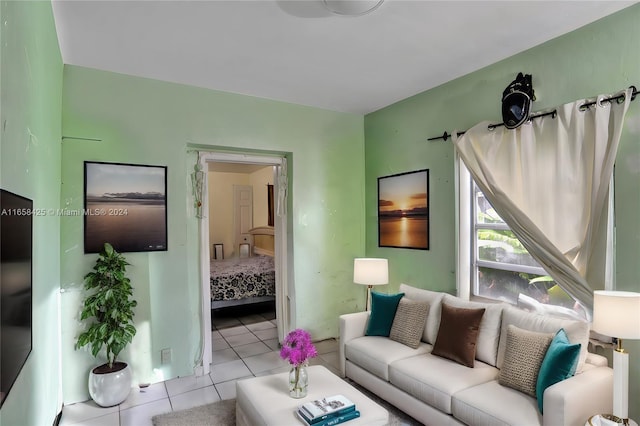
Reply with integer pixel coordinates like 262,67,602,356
75,242,137,407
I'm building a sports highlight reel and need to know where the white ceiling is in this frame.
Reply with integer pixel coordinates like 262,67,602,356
51,0,635,114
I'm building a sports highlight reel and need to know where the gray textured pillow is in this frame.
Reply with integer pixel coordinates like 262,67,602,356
389,298,429,349
499,324,553,397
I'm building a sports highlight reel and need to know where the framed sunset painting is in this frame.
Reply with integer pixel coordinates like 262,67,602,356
378,169,429,250
84,161,167,253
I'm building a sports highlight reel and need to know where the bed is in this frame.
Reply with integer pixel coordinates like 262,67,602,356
210,226,276,310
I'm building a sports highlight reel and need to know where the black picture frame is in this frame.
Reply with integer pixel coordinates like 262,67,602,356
84,161,168,253
378,169,429,250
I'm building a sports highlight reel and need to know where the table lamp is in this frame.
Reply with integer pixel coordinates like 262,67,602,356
592,291,640,425
353,258,388,311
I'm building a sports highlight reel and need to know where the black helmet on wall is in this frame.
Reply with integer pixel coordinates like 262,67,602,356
502,73,536,129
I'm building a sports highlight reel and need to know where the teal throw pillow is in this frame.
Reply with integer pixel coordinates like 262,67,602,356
365,292,405,337
535,328,580,413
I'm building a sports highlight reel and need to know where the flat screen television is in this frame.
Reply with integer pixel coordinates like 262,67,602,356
0,189,33,407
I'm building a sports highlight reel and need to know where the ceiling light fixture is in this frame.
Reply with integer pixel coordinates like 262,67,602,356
323,0,384,16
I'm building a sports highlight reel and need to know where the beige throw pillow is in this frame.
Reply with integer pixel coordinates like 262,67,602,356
499,324,553,397
389,298,429,349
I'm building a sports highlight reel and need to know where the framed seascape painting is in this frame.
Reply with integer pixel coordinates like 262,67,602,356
84,161,168,253
378,169,429,250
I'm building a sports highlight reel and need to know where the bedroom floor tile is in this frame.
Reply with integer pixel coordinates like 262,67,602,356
224,331,260,346
212,336,230,350
218,324,250,337
245,320,276,332
253,327,278,341
212,347,240,364
213,317,242,328
233,341,272,358
238,314,267,324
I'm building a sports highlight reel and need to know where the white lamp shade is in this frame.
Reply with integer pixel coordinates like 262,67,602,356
353,258,388,286
592,290,640,339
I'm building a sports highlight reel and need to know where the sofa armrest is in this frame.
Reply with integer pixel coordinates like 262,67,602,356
585,352,608,368
339,311,370,377
543,366,613,426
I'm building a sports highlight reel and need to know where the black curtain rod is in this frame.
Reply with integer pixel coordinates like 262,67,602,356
428,85,638,142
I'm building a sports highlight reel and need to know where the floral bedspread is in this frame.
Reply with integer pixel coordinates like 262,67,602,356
210,255,275,301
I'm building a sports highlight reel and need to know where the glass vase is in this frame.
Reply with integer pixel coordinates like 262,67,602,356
288,365,308,398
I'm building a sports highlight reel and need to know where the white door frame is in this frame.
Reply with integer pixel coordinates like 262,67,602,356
196,151,290,374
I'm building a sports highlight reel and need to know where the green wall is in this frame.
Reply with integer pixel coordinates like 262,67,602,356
0,1,63,425
60,66,366,402
364,5,640,420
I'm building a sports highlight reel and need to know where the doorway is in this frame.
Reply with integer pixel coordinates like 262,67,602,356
195,151,290,374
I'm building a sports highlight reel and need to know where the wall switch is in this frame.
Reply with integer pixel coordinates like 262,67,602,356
161,348,172,364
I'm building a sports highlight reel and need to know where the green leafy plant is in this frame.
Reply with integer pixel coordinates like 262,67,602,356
76,243,137,370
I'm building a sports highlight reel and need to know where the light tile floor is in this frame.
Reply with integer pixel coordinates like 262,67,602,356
61,307,342,426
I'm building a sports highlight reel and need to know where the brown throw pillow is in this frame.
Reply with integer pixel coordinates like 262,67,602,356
499,324,553,397
389,298,429,349
432,303,485,368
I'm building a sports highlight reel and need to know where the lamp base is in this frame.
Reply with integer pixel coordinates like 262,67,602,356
587,414,636,426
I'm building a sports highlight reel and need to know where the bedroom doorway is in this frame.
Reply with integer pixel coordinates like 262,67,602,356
195,151,290,374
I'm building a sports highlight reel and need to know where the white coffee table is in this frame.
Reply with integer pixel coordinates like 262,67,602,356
236,365,389,426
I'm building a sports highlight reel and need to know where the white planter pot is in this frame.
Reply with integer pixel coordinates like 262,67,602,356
88,362,132,407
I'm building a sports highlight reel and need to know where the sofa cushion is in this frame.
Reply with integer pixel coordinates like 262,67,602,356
536,328,580,413
399,284,444,344
452,380,542,426
389,353,499,414
432,303,485,368
389,297,430,349
365,292,404,336
345,336,431,381
498,325,552,397
442,294,504,366
497,305,590,372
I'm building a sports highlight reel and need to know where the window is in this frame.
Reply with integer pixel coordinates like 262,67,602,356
458,161,587,321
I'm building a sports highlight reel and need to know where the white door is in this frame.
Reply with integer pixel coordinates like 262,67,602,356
234,185,253,255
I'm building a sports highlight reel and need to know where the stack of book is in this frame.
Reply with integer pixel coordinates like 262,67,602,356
296,394,360,426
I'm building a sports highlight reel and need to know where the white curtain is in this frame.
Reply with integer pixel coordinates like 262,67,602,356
453,88,632,314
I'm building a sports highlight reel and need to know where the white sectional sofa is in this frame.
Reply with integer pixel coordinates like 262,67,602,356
339,284,613,426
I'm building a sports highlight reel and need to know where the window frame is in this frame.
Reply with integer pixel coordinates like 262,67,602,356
455,153,615,307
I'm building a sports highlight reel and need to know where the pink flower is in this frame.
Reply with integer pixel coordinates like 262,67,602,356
280,328,317,367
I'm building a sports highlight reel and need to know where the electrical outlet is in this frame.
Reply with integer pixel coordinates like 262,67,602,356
161,348,172,364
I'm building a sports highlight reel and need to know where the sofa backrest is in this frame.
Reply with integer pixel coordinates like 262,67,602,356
398,284,505,366
398,284,590,371
441,294,505,367
497,305,590,372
